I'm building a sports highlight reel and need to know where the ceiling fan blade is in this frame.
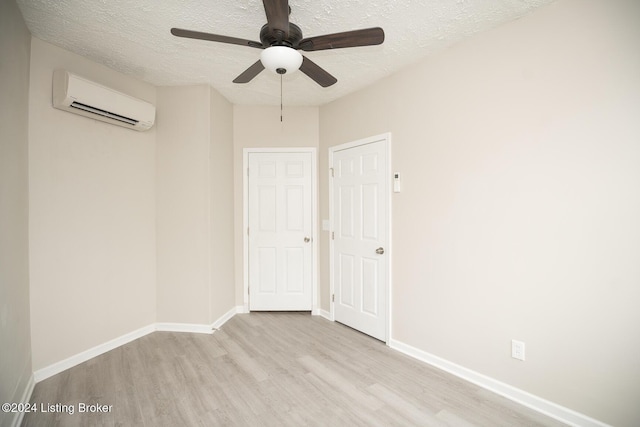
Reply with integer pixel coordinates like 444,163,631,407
233,60,266,84
299,56,337,87
262,0,289,39
171,28,264,49
298,27,385,51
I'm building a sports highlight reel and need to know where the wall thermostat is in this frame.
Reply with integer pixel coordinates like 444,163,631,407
393,172,401,193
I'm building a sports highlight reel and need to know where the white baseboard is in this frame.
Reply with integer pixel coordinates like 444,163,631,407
34,324,155,383
388,339,610,427
159,306,243,333
319,309,333,321
155,322,214,334
10,373,34,427
24,311,608,427
34,306,242,383
211,306,240,329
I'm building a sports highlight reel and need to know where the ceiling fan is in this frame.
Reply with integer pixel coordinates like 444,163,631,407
171,0,385,88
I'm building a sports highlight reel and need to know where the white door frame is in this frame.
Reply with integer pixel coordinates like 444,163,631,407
243,147,318,314
329,133,392,343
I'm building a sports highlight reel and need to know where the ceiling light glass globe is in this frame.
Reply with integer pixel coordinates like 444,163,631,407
260,46,303,75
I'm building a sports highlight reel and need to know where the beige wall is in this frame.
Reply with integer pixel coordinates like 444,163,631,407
156,85,211,324
156,85,235,324
233,106,319,306
209,89,236,318
22,38,235,373
5,0,232,384
28,38,157,371
7,0,639,424
0,0,32,424
319,0,640,425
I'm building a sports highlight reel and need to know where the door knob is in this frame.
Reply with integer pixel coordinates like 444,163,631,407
376,247,385,255
304,237,311,243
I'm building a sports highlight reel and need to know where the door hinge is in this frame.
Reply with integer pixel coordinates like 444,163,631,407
247,227,250,236
330,167,334,178
247,168,249,176
331,231,334,240
248,287,250,295
332,294,335,302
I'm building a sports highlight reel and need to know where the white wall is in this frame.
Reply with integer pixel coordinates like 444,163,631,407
0,0,32,425
232,106,319,306
28,38,157,371
156,85,235,325
319,0,640,425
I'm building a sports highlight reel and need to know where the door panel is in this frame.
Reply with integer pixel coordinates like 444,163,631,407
284,247,304,293
285,186,304,231
332,139,388,341
258,248,277,293
249,152,313,311
362,258,378,315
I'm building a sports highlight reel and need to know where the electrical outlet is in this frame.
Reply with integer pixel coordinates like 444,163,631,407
511,340,525,361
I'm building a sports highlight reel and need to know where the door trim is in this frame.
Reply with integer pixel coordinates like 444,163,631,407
329,133,392,343
243,148,318,314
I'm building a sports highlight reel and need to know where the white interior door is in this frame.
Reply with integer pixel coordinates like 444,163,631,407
331,137,389,341
248,152,313,311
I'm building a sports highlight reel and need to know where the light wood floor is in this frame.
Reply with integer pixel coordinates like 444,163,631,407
23,312,567,426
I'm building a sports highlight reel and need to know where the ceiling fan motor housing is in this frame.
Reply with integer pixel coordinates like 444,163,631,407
260,23,303,48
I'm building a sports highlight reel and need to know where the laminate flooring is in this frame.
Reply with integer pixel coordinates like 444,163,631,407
22,312,567,426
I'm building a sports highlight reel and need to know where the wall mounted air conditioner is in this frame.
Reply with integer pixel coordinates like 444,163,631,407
52,70,155,131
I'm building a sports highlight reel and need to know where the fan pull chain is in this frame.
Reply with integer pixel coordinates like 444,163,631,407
280,74,283,122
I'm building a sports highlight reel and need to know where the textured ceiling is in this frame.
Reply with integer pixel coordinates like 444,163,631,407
16,0,555,106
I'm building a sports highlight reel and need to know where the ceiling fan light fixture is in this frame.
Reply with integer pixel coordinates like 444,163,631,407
260,46,303,75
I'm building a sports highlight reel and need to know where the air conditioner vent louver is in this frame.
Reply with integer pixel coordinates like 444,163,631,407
70,101,138,126
52,70,155,131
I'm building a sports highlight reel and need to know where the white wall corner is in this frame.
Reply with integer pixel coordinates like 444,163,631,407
388,339,611,427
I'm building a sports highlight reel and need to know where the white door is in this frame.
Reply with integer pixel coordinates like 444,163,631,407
248,152,313,311
331,136,389,341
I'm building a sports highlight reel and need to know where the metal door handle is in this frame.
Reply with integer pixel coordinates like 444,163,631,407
304,237,311,243
376,247,385,255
